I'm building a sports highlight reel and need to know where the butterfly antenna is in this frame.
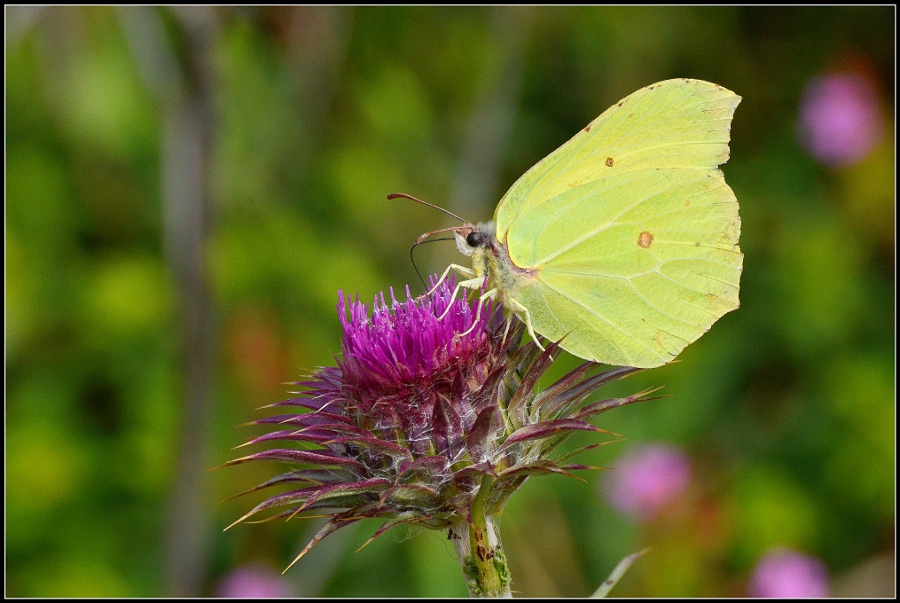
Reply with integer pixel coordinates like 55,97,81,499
389,192,470,291
388,193,468,224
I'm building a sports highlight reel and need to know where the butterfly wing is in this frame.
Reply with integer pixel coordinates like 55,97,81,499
496,79,742,367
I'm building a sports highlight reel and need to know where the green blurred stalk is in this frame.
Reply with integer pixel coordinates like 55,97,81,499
121,7,220,596
450,476,512,598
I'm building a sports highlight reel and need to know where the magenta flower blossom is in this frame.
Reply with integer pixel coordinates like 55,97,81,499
225,276,656,596
214,563,296,598
605,443,691,520
797,71,886,167
748,549,830,598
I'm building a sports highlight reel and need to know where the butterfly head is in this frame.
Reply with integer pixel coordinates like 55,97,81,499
454,221,497,257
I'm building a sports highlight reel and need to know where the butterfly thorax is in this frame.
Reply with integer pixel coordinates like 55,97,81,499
454,221,539,307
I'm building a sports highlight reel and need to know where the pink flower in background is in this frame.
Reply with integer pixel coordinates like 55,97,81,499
215,563,296,598
605,443,692,520
748,549,830,598
797,71,885,167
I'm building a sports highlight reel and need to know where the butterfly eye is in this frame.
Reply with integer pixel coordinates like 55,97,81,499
466,232,483,248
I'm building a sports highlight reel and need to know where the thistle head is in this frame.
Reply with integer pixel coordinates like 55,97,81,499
225,276,657,569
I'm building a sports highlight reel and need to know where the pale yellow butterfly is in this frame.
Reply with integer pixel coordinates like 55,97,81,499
396,78,742,368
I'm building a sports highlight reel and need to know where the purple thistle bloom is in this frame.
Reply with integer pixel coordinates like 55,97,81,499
225,276,656,590
605,443,692,520
797,71,886,167
334,282,495,458
748,549,831,598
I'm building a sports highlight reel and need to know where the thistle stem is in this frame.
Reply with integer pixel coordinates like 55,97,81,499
450,476,512,598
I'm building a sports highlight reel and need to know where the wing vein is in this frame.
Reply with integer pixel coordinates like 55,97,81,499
537,279,667,365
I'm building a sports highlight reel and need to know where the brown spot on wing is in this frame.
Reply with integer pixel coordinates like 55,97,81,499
637,231,654,248
583,124,592,132
605,156,614,167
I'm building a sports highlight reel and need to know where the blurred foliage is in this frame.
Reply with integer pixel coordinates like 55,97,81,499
5,6,894,597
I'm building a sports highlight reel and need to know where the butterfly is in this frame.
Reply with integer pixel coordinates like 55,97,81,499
396,78,742,368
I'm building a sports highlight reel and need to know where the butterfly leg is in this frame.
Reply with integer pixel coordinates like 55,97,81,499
438,274,485,321
501,313,513,346
506,296,545,352
427,263,477,298
458,287,498,337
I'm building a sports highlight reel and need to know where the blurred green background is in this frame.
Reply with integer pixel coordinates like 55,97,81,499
6,6,894,597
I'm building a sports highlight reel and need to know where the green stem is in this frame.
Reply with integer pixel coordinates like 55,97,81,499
450,476,512,598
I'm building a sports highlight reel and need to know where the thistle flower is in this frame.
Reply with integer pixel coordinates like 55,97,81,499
214,563,296,598
748,549,830,598
605,443,692,521
797,71,886,168
225,276,657,597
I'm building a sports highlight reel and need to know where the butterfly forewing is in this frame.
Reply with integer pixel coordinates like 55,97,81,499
494,79,740,240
